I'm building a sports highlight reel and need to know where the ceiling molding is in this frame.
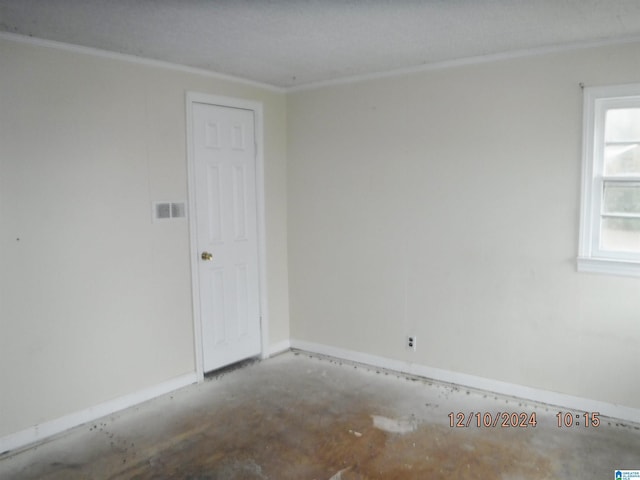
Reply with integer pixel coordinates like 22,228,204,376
287,34,640,93
3,30,640,95
0,32,286,94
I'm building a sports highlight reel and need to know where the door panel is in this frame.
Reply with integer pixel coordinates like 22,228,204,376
193,103,261,372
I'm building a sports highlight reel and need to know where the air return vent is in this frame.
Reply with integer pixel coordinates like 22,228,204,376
153,201,186,221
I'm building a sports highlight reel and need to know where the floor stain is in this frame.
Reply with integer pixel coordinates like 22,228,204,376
99,398,549,479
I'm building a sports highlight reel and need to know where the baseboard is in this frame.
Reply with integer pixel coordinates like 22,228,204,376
1,341,290,455
0,372,198,456
267,339,291,357
290,340,640,425
4,341,638,455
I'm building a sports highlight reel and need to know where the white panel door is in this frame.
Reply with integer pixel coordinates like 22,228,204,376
193,102,261,372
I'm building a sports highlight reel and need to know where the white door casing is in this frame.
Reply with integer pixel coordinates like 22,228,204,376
186,93,267,376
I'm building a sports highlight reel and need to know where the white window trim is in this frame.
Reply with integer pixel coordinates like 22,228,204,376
578,83,640,277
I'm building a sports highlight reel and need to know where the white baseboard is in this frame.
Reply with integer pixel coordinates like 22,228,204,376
291,340,640,425
4,341,639,455
267,339,291,357
1,340,290,455
0,372,198,456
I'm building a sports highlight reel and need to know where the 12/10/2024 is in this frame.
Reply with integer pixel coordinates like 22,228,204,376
448,411,538,428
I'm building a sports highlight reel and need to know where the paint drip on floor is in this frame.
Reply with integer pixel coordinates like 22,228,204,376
371,415,417,434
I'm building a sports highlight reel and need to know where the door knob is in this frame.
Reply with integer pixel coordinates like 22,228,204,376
201,251,213,261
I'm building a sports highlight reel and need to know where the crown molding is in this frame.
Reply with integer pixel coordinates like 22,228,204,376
3,30,640,95
0,32,285,94
287,35,640,93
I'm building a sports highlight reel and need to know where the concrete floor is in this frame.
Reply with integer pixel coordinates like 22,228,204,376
1,351,639,479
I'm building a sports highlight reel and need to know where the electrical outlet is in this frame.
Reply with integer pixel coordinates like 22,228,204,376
407,335,417,351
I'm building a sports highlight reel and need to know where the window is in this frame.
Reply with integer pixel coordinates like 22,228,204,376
578,83,640,277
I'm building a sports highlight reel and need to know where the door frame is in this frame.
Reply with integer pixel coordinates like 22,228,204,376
185,92,269,381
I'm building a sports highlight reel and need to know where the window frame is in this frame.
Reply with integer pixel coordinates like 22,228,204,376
578,83,640,277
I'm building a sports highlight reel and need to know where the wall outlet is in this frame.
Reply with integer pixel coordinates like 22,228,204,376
407,335,417,351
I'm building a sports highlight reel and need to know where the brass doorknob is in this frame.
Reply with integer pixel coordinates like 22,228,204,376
201,251,213,261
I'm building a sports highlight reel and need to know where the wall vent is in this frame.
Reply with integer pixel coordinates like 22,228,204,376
153,201,186,221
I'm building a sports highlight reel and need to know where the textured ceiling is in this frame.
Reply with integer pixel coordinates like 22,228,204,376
2,0,640,89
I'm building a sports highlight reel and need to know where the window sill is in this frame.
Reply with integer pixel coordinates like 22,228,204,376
577,256,640,278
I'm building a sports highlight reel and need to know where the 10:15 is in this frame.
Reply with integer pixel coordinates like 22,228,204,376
556,411,600,428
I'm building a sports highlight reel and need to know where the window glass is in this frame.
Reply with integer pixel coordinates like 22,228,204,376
601,217,640,252
602,183,640,214
604,144,640,176
605,108,640,142
604,108,640,176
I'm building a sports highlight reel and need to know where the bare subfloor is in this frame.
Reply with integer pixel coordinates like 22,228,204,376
1,351,639,479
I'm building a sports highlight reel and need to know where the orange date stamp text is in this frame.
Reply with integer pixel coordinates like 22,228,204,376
448,411,538,428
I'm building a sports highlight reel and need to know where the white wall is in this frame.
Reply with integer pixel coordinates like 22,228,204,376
0,36,289,439
288,42,640,410
3,30,640,446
